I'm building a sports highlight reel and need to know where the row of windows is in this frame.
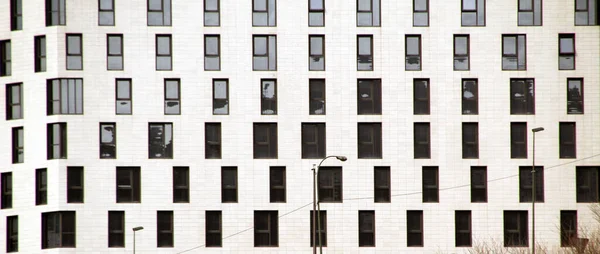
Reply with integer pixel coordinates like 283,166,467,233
1,208,582,252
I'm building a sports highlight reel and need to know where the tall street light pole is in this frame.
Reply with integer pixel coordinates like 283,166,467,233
132,226,144,254
531,127,544,254
312,155,347,254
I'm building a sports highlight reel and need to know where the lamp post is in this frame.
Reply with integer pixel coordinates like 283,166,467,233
312,155,347,254
531,127,544,254
132,226,144,254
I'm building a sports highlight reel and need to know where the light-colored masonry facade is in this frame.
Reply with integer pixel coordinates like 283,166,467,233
0,0,599,253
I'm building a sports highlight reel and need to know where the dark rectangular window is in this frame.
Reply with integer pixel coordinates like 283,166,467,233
518,0,542,26
454,35,470,70
157,211,173,247
309,79,326,115
575,0,599,25
358,211,375,247
302,123,326,159
309,35,325,71
213,79,228,115
148,0,171,26
269,166,286,203
45,0,66,26
455,211,472,247
108,211,124,247
116,167,141,203
1,172,12,209
66,34,82,70
205,211,222,247
99,0,115,25
406,35,421,71
462,123,479,159
462,0,485,26
357,35,373,71
510,78,535,115
470,166,487,203
422,166,439,203
357,123,382,159
204,0,220,26
511,122,527,158
10,0,22,31
253,0,276,26
253,123,278,159
519,166,544,202
414,122,430,159
261,79,277,115
221,166,237,203
6,83,22,120
35,35,47,72
107,34,123,70
502,34,527,70
560,122,576,158
374,166,390,203
567,78,583,114
576,166,600,202
116,79,132,114
309,0,324,26
42,211,76,248
67,166,84,203
407,210,423,247
561,210,577,247
173,167,189,203
357,79,382,115
156,34,172,70
413,0,429,26
36,168,47,205
254,211,278,247
357,0,380,26
318,166,342,202
6,215,18,253
47,78,84,115
148,123,173,159
47,123,67,159
504,211,528,247
205,123,222,159
413,79,429,114
310,210,327,247
462,79,478,114
12,127,23,163
100,123,116,159
0,40,11,76
164,79,180,115
204,35,220,71
253,35,277,71
559,34,575,70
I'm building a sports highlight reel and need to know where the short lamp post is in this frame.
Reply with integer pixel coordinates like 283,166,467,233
531,127,544,254
312,155,347,254
132,226,144,254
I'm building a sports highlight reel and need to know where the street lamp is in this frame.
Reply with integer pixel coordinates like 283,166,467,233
531,127,544,254
132,226,144,254
312,155,347,254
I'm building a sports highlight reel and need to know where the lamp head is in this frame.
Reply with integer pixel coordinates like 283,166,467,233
532,127,545,133
132,226,144,232
335,156,347,162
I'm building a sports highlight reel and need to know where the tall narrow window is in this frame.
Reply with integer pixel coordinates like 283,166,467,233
108,211,124,247
261,79,277,115
462,123,479,159
413,79,429,114
561,211,577,247
42,211,76,248
100,123,116,159
173,167,189,203
212,79,228,115
157,211,173,247
116,167,141,203
36,168,48,205
45,0,66,26
560,122,576,159
148,123,173,159
461,0,485,26
301,123,326,159
99,0,115,26
107,34,123,70
511,122,527,158
470,166,487,202
357,123,382,159
204,0,220,26
205,123,222,159
269,166,286,203
567,78,583,114
559,34,575,70
6,216,18,253
35,35,47,72
406,35,421,70
0,40,11,76
407,210,423,247
253,35,277,71
6,83,22,120
116,79,132,114
575,0,599,25
310,211,327,247
357,0,380,26
358,211,375,247
67,166,84,203
221,166,237,203
413,0,429,26
518,0,542,26
309,35,325,71
502,34,527,70
309,0,325,26
66,34,82,70
164,79,180,115
309,79,326,115
422,166,439,203
1,172,12,209
47,78,84,115
357,35,373,71
503,211,528,247
455,211,472,247
47,123,67,159
11,0,22,31
576,166,600,202
206,211,222,247
510,78,535,115
462,79,478,114
254,211,278,247
318,166,343,202
148,0,171,26
414,123,430,159
374,166,390,203
253,123,278,159
253,0,276,26
12,127,23,164
519,166,544,202
156,35,172,70
204,35,220,71
357,79,382,115
454,35,470,71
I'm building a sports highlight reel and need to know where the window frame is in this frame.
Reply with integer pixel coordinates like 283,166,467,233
309,79,326,115
41,211,76,249
221,166,238,203
254,211,279,247
567,78,584,114
461,79,478,115
212,79,229,115
46,78,84,115
308,0,325,26
510,122,527,159
518,166,544,203
309,35,325,71
559,34,576,70
318,166,343,203
356,0,380,27
462,122,479,159
35,35,47,72
252,0,277,27
301,123,326,159
66,34,83,70
98,0,115,26
148,122,174,159
453,35,470,71
36,168,48,205
116,166,141,203
260,79,277,115
100,122,117,159
204,0,220,26
6,215,18,253
11,127,23,164
253,123,278,159
414,122,431,159
310,210,327,247
518,0,542,26
461,0,485,26
107,34,123,70
205,122,222,159
252,35,277,71
413,78,429,114
357,122,382,159
413,0,429,26
45,0,66,26
358,210,376,247
205,211,222,247
502,34,527,71
172,166,189,203
575,0,599,25
374,166,390,203
67,166,84,203
407,210,423,247
1,172,12,209
204,35,220,71
6,83,22,120
357,79,382,115
115,79,132,115
559,122,576,159
269,166,286,203
155,34,172,71
422,166,439,203
0,40,11,76
510,78,535,115
47,122,67,160
10,0,22,31
108,211,125,248
561,210,578,247
503,210,528,247
357,35,373,71
470,166,487,203
156,211,174,247
147,0,172,26
576,166,600,203
455,211,472,247
164,79,181,115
